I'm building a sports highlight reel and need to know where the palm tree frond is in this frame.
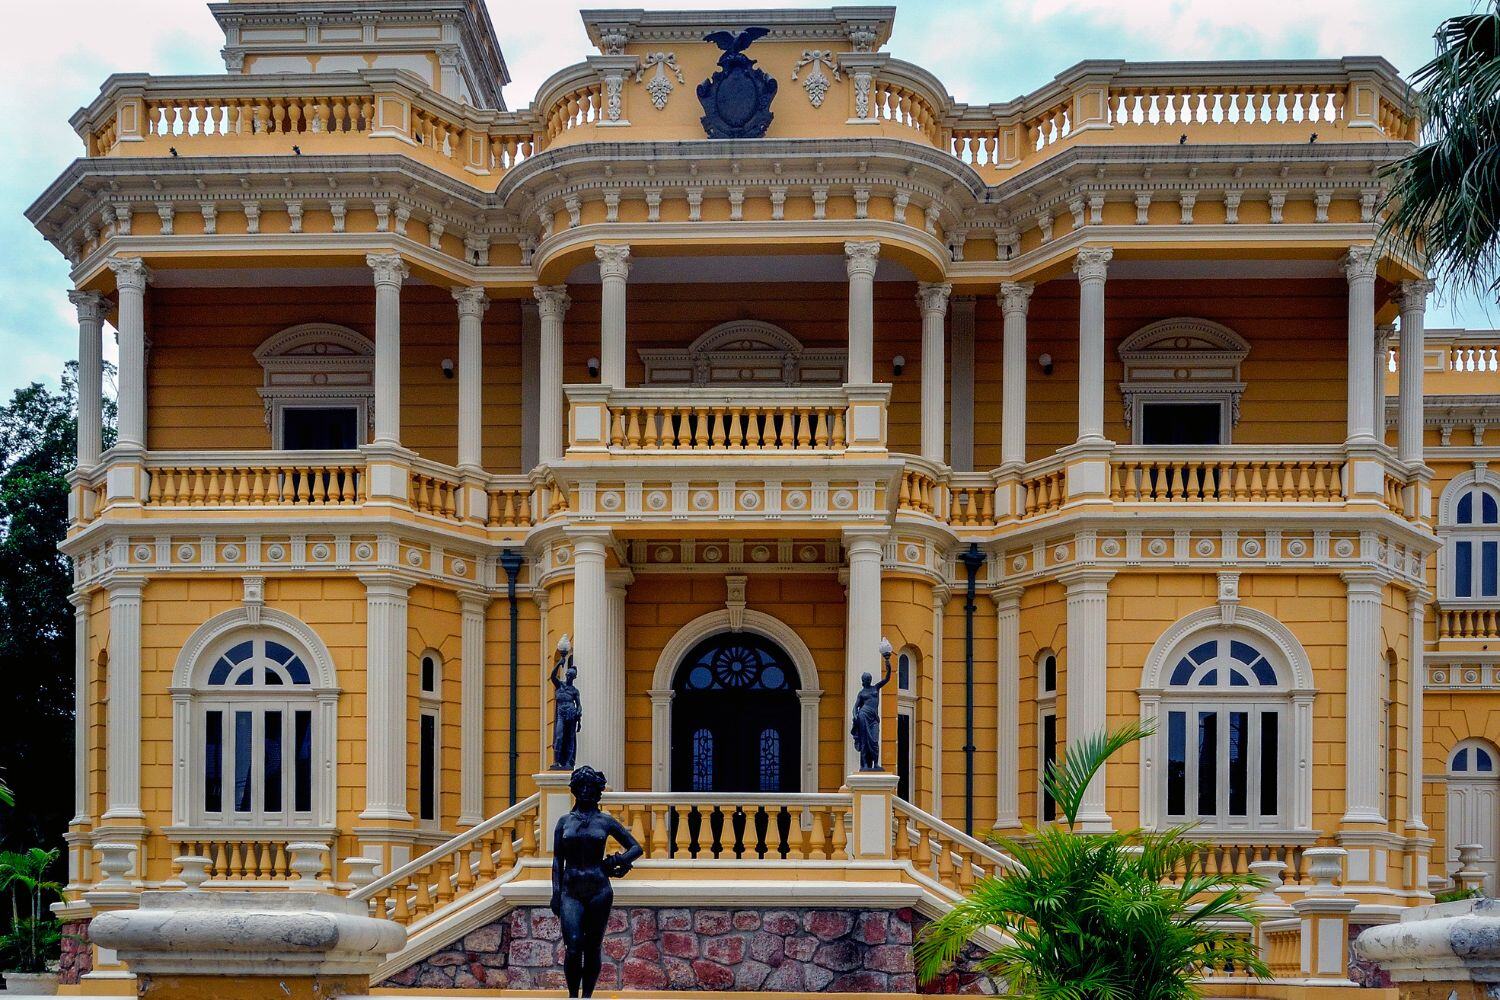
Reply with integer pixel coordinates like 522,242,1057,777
1044,723,1153,829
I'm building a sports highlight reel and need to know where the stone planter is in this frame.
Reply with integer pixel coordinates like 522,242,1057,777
3,971,59,995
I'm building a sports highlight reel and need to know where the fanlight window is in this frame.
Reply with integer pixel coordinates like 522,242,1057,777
1160,635,1287,830
196,636,320,825
1452,741,1497,775
679,637,795,692
1451,487,1500,599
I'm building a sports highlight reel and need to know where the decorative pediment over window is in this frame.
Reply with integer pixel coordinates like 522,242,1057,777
639,320,846,387
1117,318,1250,428
253,324,375,438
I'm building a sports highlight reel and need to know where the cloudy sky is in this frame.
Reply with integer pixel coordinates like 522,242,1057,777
2,0,1492,397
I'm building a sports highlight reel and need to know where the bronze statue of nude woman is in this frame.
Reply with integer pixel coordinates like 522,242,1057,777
550,765,642,998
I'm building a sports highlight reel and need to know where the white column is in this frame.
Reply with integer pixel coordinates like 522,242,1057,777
534,286,570,464
1342,571,1387,824
569,528,615,777
520,300,541,471
595,245,630,389
103,576,145,820
106,258,150,451
360,574,412,822
844,528,887,774
1374,324,1394,446
917,282,951,463
458,591,488,826
367,253,409,448
1343,247,1379,445
949,298,976,471
1000,282,1035,469
1073,249,1112,444
1407,588,1429,831
845,241,881,384
995,585,1022,828
70,291,106,468
453,287,488,472
603,570,631,787
71,593,90,826
1063,569,1113,831
1397,280,1434,465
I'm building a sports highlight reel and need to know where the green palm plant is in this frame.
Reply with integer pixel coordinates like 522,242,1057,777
1380,2,1500,294
914,724,1270,999
0,847,63,974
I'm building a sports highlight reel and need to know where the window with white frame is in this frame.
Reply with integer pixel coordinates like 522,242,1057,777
418,651,442,825
1037,650,1058,823
192,635,327,827
1117,318,1249,446
1156,634,1290,830
896,647,917,802
1451,486,1500,600
254,323,374,450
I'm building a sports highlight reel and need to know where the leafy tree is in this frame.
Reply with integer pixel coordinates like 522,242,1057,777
0,363,114,854
0,847,63,973
914,725,1269,999
1381,2,1500,294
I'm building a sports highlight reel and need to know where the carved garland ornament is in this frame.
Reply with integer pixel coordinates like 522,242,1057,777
791,50,840,108
636,52,685,110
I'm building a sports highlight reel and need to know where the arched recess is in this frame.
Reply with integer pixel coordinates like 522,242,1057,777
649,609,821,792
169,607,339,828
1447,737,1500,893
253,322,375,447
1117,317,1250,444
639,319,847,387
1437,468,1500,601
1138,606,1315,833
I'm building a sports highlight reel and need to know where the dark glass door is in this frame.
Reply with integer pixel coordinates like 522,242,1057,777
282,407,359,450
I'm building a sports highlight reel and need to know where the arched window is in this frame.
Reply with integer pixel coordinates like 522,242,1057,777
173,610,338,831
1450,486,1500,599
895,647,918,802
418,651,442,825
1037,650,1059,822
1451,740,1497,776
193,636,325,826
1141,613,1313,834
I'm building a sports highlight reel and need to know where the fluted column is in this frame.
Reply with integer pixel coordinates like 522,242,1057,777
1375,323,1394,443
1000,282,1035,469
368,253,409,448
917,282,951,463
458,591,488,826
1073,249,1112,444
70,291,106,468
360,574,412,822
1342,571,1387,825
595,245,631,389
995,585,1022,828
569,528,616,778
1408,588,1430,831
534,286,571,464
106,258,150,451
1063,569,1113,831
1344,247,1379,445
602,570,632,786
71,593,89,826
845,241,881,383
949,298,976,471
453,287,489,472
844,527,887,773
1397,280,1435,464
103,576,146,820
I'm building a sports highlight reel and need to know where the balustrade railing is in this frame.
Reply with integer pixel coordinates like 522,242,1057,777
898,467,941,517
948,476,997,527
408,465,462,520
606,794,851,862
893,800,1020,898
1439,607,1500,640
1021,460,1067,517
1175,840,1313,886
144,454,365,507
1109,450,1344,504
1260,918,1302,978
171,835,323,882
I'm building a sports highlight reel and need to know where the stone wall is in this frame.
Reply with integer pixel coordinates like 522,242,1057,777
1348,923,1393,989
380,905,999,994
57,919,92,985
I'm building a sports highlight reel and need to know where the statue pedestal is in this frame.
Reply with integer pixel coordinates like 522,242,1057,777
535,770,575,853
844,771,899,860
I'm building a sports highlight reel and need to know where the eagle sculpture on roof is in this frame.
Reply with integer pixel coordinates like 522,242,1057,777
697,26,777,139
703,26,771,54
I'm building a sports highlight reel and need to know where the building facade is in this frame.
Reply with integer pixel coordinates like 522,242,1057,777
28,0,1500,992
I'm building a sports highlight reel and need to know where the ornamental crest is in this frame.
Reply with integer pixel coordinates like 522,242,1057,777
697,27,777,138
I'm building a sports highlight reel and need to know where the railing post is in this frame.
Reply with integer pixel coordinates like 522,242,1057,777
534,771,572,856
845,772,898,860
841,383,891,454
565,384,613,455
1292,847,1357,982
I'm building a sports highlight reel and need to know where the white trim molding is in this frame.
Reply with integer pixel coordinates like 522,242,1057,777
254,322,375,445
638,319,846,387
1118,317,1250,443
647,608,822,792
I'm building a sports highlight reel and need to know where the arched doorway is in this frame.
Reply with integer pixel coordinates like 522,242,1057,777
1447,739,1500,893
670,632,802,793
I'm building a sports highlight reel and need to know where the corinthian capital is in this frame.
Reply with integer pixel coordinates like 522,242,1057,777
594,244,632,280
1072,247,1113,282
366,253,409,288
533,284,572,320
1396,279,1436,314
452,286,490,317
106,256,152,292
1342,245,1378,284
999,281,1035,316
916,281,952,316
844,240,881,278
68,290,108,325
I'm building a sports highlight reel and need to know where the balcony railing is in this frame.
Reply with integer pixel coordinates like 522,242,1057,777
1438,607,1500,640
144,452,366,507
1108,447,1346,504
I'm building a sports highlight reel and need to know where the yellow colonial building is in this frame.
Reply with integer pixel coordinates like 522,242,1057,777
26,0,1500,994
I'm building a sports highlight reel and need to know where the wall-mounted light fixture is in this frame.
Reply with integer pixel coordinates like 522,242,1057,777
587,357,601,379
892,354,906,377
1038,353,1054,376
441,358,455,379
